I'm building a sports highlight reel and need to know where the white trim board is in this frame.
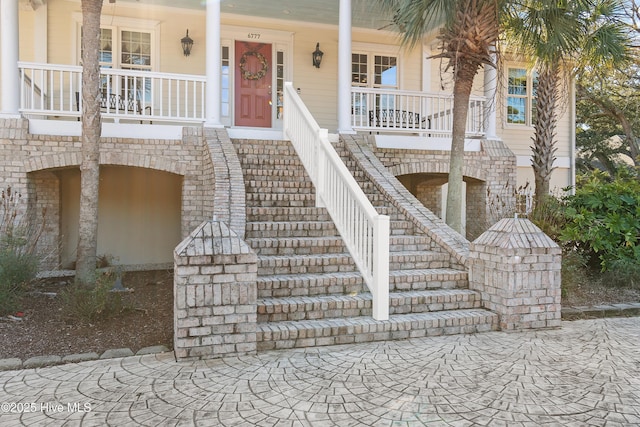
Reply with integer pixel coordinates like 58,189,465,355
374,135,482,152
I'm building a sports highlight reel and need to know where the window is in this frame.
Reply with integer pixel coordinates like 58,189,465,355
222,46,230,117
276,50,285,119
507,67,538,125
352,52,398,115
80,24,154,102
352,53,397,88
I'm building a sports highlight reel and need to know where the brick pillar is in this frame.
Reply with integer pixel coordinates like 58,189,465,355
174,221,257,360
468,218,561,330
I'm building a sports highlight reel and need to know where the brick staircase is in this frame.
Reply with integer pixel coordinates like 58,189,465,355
232,138,498,351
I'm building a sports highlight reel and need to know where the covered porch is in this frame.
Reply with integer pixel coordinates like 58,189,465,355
1,0,499,142
16,61,491,141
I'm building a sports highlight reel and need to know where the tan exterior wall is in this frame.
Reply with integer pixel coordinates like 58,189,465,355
57,166,182,268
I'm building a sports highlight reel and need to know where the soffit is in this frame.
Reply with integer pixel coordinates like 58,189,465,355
114,0,395,30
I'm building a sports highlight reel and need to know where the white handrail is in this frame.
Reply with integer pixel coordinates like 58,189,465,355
18,62,206,123
283,82,390,320
351,86,486,136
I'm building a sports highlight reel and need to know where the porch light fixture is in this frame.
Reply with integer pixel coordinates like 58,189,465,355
181,30,194,57
312,43,324,68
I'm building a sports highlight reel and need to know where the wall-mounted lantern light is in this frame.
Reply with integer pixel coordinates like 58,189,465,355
181,30,194,57
312,43,324,68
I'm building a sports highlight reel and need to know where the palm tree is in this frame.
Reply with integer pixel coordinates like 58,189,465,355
503,0,630,205
76,0,104,284
378,0,503,234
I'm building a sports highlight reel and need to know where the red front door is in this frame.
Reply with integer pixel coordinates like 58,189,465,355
235,41,272,128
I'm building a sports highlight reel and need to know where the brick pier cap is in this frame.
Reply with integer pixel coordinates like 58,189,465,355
468,218,562,331
174,221,258,360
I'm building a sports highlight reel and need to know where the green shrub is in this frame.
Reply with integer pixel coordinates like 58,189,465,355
0,250,38,315
61,272,125,322
600,258,640,288
560,169,640,272
528,195,567,242
0,187,42,315
560,250,591,299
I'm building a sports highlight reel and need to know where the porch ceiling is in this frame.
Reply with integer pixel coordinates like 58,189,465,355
115,0,396,30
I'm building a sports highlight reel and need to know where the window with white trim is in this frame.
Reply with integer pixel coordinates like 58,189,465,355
222,46,230,117
352,52,398,115
506,67,538,125
351,53,398,88
81,25,154,102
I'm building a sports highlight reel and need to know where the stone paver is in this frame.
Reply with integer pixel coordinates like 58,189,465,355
1,318,639,426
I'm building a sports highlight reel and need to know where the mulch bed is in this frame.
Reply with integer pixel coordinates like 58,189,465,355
0,270,174,360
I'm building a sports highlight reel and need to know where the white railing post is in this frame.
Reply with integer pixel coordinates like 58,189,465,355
372,214,390,320
315,128,328,208
283,82,390,321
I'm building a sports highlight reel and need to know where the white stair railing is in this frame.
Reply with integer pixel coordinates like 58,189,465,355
283,82,390,320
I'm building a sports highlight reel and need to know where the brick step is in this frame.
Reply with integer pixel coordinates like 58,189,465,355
256,309,499,351
258,253,357,275
247,236,347,255
246,221,338,238
388,220,418,235
389,235,433,251
235,147,298,156
389,268,468,291
246,206,402,222
246,219,417,238
244,180,315,193
246,234,432,254
233,142,297,152
257,251,453,275
238,157,305,169
247,207,333,222
257,268,468,298
388,250,452,269
242,168,310,179
257,289,481,322
258,271,365,298
246,193,317,207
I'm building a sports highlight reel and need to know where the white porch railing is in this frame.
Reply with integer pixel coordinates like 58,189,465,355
283,82,390,321
351,87,486,136
19,62,206,123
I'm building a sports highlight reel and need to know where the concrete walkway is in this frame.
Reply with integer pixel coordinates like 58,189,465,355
0,317,638,426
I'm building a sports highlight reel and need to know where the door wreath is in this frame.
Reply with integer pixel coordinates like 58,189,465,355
239,51,269,80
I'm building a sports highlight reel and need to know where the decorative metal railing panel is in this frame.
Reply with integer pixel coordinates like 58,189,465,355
351,87,486,137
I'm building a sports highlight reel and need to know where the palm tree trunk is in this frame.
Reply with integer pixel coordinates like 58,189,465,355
76,0,103,285
445,61,476,235
532,63,559,206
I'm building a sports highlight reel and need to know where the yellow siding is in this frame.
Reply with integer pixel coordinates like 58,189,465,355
47,0,77,65
19,1,574,189
19,11,36,62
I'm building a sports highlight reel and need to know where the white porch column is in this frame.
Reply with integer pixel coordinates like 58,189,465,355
0,0,20,117
483,55,499,140
337,0,353,133
205,0,222,128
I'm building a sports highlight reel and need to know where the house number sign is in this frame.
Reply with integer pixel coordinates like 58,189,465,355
248,33,261,39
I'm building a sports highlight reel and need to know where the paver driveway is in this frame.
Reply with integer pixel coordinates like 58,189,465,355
1,317,639,426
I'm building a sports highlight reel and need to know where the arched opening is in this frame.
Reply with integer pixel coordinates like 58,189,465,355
57,166,182,268
398,173,488,240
